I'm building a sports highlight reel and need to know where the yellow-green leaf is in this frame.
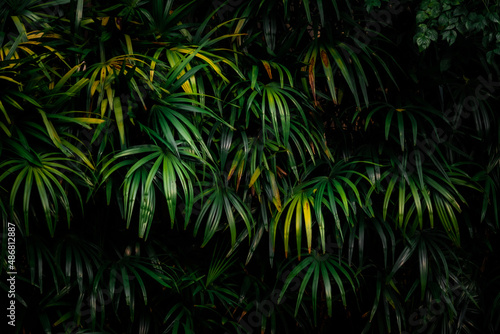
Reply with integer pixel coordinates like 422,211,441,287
303,196,312,254
248,167,261,188
113,97,125,146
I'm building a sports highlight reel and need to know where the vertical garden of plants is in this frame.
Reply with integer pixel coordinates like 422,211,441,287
1,0,499,333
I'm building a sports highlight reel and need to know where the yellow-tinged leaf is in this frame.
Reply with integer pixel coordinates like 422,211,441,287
21,41,41,46
0,100,10,124
4,96,23,110
39,109,61,148
101,99,108,117
396,108,405,112
124,34,133,55
27,32,44,39
388,279,400,294
0,121,11,137
227,150,243,181
100,66,107,83
295,197,303,260
0,76,22,86
17,46,34,56
101,17,110,26
115,17,122,30
106,86,114,110
233,19,246,45
91,80,100,96
303,197,312,253
11,17,27,42
284,196,300,258
248,167,261,188
324,146,333,160
40,44,56,53
150,49,164,82
181,80,193,94
195,54,227,82
113,97,125,145
134,67,150,83
262,60,272,79
172,47,229,82
80,18,94,28
73,117,105,124
54,63,85,92
60,139,95,170
269,172,281,211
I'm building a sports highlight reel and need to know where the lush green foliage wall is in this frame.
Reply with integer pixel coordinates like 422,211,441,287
1,0,499,333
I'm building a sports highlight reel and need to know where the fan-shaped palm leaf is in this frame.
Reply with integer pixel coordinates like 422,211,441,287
101,144,197,239
0,140,84,235
278,250,358,324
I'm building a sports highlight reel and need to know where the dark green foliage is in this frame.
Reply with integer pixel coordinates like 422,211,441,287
1,0,499,333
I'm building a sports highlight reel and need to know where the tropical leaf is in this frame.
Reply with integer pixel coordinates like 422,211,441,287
278,250,358,324
101,144,197,239
0,140,84,235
